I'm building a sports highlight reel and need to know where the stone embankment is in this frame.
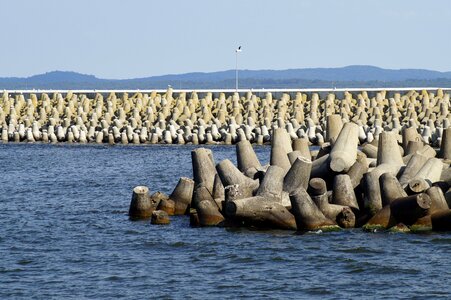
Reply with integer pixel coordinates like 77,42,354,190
0,89,449,145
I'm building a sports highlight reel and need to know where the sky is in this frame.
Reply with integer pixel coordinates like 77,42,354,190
1,0,451,79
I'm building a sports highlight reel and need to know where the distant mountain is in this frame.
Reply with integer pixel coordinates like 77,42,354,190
1,66,451,89
28,71,98,83
144,65,451,82
0,71,102,88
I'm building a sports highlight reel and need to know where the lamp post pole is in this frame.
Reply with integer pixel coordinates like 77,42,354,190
235,50,238,91
235,46,241,91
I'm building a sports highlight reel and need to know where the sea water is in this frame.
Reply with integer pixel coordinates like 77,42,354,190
0,144,450,299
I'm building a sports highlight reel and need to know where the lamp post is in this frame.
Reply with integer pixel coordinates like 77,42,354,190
235,46,242,91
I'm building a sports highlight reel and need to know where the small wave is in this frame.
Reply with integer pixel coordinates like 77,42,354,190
216,284,239,290
169,241,187,248
345,262,420,276
232,257,255,263
17,259,33,265
338,247,382,254
270,256,290,262
223,253,239,260
346,267,365,274
190,256,201,262
375,265,420,275
124,229,142,235
142,240,159,247
304,287,334,295
104,275,122,281
0,267,23,273
430,238,451,244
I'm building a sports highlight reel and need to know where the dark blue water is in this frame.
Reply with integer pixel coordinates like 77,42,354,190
0,143,450,299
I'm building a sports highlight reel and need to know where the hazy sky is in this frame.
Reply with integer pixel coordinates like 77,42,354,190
2,0,451,78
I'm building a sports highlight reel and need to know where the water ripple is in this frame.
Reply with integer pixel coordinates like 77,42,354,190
0,143,450,299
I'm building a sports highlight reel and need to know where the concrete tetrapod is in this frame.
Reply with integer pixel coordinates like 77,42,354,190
406,178,431,194
129,186,153,219
390,193,431,225
362,173,409,230
256,165,285,200
308,177,328,196
336,207,356,229
212,174,225,208
326,114,343,144
189,208,200,227
426,186,449,214
197,199,225,226
363,171,383,217
399,154,428,187
169,177,195,215
191,148,217,195
441,168,451,185
329,122,359,173
417,145,437,159
192,184,214,209
412,157,443,185
431,210,451,231
224,196,297,230
150,191,169,210
157,198,176,216
292,138,311,161
347,158,369,188
363,205,397,231
377,131,405,167
363,132,407,216
289,187,338,231
332,174,359,210
312,192,353,226
236,140,262,173
151,210,171,225
270,145,291,174
439,127,451,160
271,128,293,154
283,156,312,194
216,159,259,198
361,144,378,159
287,151,303,165
310,154,331,181
402,126,421,152
405,141,423,156
379,173,408,206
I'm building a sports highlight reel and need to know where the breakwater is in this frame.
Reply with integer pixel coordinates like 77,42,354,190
130,126,451,232
0,88,449,145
